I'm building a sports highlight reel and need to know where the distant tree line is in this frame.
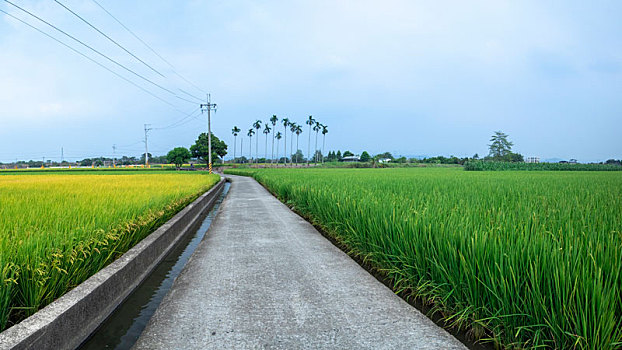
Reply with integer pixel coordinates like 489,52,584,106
603,159,622,166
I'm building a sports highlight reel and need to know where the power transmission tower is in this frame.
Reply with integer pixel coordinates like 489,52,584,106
200,94,217,174
144,124,152,167
112,144,116,167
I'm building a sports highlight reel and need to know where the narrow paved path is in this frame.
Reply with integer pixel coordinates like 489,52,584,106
133,175,466,349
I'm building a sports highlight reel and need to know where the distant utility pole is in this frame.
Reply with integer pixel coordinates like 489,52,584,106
61,147,64,163
200,94,217,174
112,144,117,167
144,124,152,167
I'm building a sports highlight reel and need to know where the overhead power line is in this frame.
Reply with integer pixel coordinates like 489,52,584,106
0,8,204,121
0,8,179,110
3,0,196,106
115,140,144,148
53,0,165,78
178,88,204,103
152,107,202,130
90,0,207,97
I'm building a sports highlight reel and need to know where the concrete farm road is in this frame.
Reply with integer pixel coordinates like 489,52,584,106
133,175,467,350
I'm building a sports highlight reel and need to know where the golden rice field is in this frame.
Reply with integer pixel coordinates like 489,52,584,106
0,171,219,331
225,167,622,350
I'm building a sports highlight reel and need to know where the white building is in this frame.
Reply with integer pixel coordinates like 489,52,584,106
526,157,540,163
340,155,360,162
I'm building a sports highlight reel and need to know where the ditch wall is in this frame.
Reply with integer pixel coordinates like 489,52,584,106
0,178,225,350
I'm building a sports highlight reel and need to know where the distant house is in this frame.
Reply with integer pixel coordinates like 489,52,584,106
340,155,360,162
526,157,540,163
569,159,578,164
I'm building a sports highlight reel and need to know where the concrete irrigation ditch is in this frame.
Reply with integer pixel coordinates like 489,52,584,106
0,178,225,350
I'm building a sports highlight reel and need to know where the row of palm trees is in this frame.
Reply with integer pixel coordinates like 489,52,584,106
231,115,328,165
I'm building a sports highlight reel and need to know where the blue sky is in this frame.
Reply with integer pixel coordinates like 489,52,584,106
1,0,621,163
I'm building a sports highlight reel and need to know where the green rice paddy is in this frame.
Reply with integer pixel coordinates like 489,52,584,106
225,167,622,349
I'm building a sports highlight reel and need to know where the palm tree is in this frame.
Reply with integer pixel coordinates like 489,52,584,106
263,124,271,161
295,125,303,166
231,126,240,163
253,120,262,163
281,118,290,165
247,128,255,162
313,122,321,164
289,122,297,166
275,132,282,166
270,115,278,164
305,115,315,165
321,125,328,163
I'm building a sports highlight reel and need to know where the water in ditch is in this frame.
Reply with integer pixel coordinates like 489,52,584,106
79,182,230,350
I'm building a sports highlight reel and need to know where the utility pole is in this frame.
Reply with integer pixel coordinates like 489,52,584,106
112,144,117,167
200,94,217,174
144,124,152,167
61,147,64,164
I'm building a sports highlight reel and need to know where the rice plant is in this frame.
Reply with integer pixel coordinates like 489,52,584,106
225,167,622,349
464,160,622,171
0,172,219,331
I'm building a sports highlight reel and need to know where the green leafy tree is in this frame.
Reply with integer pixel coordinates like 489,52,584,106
343,150,354,157
167,147,191,168
313,122,322,163
321,125,328,163
312,150,323,163
326,151,338,162
151,155,167,164
275,131,282,165
263,124,271,161
190,132,227,166
231,126,241,162
270,115,278,163
294,125,303,165
292,150,305,163
281,118,290,165
306,115,315,164
247,128,255,161
505,152,524,162
234,156,248,164
488,131,514,159
360,151,371,162
376,152,394,160
253,120,262,163
336,150,342,160
289,122,297,165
